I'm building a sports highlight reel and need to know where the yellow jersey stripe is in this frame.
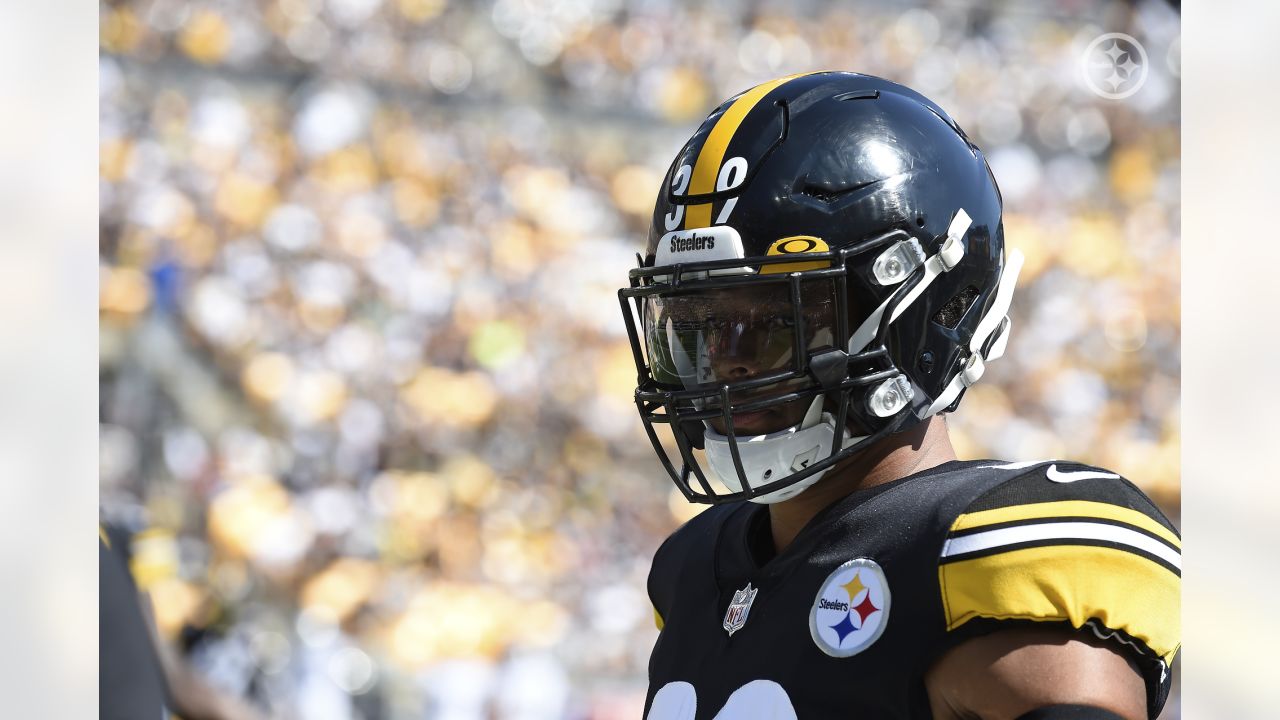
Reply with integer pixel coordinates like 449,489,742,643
99,524,111,549
939,543,1180,663
654,606,665,631
950,500,1180,549
684,73,817,229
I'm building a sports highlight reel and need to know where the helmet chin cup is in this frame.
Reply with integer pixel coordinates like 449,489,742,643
704,398,859,504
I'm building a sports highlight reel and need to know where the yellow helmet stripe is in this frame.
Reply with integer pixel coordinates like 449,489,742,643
685,72,818,229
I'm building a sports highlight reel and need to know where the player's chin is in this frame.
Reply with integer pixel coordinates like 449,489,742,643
710,403,808,436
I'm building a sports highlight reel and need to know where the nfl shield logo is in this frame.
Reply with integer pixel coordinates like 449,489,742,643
723,583,758,636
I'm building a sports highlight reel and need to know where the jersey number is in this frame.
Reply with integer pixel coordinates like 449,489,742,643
647,679,796,720
663,157,749,231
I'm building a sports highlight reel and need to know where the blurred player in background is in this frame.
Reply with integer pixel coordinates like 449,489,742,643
620,72,1178,719
101,523,266,720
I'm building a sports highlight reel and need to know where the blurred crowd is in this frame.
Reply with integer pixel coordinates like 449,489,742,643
98,0,1182,717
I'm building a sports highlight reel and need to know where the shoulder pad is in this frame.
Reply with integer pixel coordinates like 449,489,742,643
648,503,740,631
937,461,1180,668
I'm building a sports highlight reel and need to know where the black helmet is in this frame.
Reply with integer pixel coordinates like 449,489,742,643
618,71,1022,505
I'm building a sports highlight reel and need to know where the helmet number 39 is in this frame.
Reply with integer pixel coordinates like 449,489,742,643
663,157,749,232
714,156,748,224
664,164,692,231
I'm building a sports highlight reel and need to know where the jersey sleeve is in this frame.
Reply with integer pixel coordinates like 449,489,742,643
936,462,1180,715
648,533,674,631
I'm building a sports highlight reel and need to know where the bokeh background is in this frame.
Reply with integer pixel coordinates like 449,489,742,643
97,0,1182,717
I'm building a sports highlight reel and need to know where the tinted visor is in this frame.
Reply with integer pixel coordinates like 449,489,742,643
642,279,838,389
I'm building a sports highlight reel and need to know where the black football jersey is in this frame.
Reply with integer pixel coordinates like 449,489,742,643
644,459,1180,720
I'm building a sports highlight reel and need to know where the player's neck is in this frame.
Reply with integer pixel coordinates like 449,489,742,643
766,416,959,555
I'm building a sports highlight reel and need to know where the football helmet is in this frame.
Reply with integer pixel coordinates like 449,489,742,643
618,72,1023,504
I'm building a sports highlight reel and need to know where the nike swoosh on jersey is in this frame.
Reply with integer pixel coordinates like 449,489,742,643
1046,464,1120,483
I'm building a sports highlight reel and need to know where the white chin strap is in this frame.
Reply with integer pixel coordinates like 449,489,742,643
703,396,865,504
847,209,973,355
919,246,1023,418
845,208,1023,419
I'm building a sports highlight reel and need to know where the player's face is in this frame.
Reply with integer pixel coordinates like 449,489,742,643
642,279,838,435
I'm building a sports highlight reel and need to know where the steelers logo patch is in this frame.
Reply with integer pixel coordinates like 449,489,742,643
809,558,891,658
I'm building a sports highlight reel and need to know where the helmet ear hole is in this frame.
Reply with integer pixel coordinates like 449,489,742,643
932,286,979,329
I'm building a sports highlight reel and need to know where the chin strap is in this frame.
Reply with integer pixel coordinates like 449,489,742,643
920,247,1024,418
848,209,971,354
839,207,1022,421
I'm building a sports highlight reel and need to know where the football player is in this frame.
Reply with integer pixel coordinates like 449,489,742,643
617,72,1179,719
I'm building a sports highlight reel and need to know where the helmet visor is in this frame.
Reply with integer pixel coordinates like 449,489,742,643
641,279,838,390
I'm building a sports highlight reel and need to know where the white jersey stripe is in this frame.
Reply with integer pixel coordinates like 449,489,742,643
941,521,1182,571
977,459,1051,471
